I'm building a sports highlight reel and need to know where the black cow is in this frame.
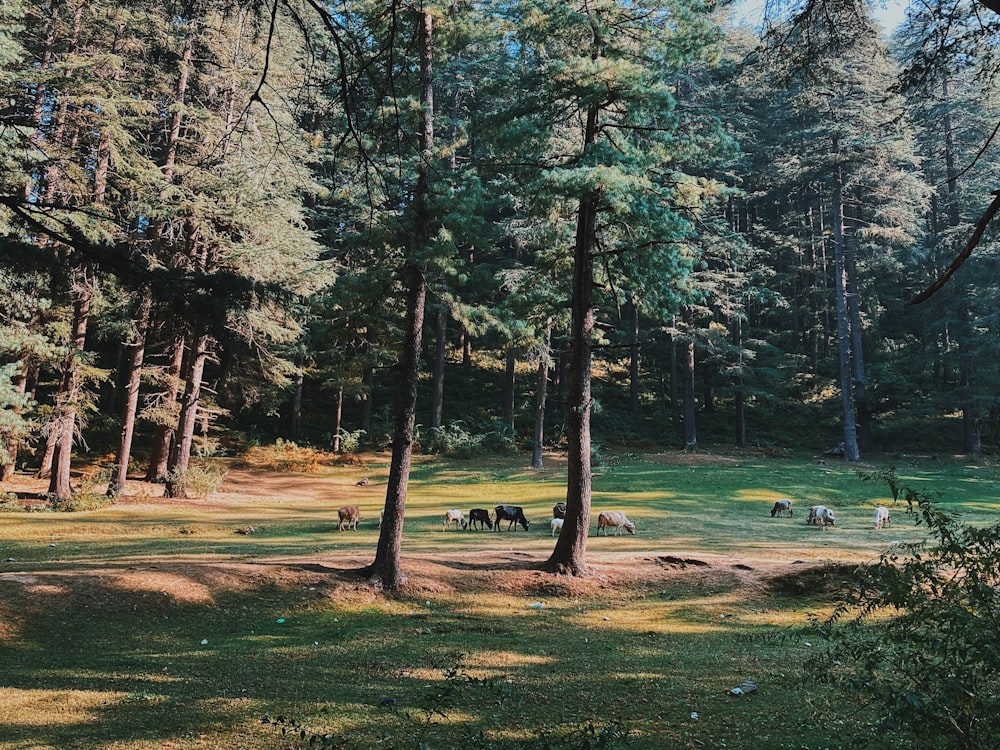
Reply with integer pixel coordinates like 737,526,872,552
494,504,530,531
552,502,566,519
468,508,493,530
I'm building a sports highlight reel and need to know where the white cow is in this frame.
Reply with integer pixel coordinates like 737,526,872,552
874,506,891,530
443,509,467,530
550,517,564,536
806,505,836,528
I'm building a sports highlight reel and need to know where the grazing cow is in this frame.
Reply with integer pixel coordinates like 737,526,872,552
356,477,369,486
596,510,636,536
806,505,836,527
874,505,891,530
770,499,793,517
338,505,361,531
552,502,566,519
550,517,564,536
494,505,530,531
468,508,493,530
443,509,468,530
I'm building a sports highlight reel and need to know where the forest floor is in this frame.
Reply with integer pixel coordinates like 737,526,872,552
0,450,850,612
2,449,989,749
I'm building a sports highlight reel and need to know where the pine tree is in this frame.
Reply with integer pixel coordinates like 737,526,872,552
494,0,732,575
746,0,928,459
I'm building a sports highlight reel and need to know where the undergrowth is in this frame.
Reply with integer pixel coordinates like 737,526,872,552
242,439,333,472
810,485,1000,750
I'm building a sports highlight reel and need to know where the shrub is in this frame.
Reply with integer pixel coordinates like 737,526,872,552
53,490,115,512
165,462,229,499
811,487,1000,750
335,429,367,454
50,467,115,512
421,421,519,459
0,491,21,512
241,439,331,472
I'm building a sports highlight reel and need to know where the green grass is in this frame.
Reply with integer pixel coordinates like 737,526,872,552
1,449,999,749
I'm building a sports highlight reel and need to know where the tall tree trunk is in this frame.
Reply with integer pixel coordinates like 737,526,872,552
545,100,599,577
845,229,872,452
431,307,446,429
289,349,304,439
503,349,516,428
669,325,680,439
462,332,471,366
145,336,185,482
681,333,697,452
48,267,93,500
144,25,194,482
361,364,374,434
331,384,344,452
701,366,715,413
733,311,746,450
164,334,210,498
531,323,551,470
942,77,979,453
627,298,640,416
107,286,152,497
832,140,861,462
959,335,981,454
366,9,433,591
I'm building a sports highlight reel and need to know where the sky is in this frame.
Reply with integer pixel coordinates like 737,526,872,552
733,0,910,32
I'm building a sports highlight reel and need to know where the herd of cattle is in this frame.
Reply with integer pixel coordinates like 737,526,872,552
335,496,892,534
337,502,637,536
770,498,893,529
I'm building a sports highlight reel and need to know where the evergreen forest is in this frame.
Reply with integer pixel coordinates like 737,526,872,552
2,0,1000,522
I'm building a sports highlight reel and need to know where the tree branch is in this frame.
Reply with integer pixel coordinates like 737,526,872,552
907,189,1000,305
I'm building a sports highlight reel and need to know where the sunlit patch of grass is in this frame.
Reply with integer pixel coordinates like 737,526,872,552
0,687,125,725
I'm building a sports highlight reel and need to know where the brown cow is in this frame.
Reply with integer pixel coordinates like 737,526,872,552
338,505,361,531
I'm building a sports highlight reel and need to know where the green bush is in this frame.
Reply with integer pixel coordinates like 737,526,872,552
166,462,229,499
422,421,517,459
811,488,1000,750
335,428,367,454
0,491,21,512
50,468,115,512
52,490,115,512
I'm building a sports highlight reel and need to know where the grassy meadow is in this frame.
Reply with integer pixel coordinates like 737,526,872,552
2,449,1000,750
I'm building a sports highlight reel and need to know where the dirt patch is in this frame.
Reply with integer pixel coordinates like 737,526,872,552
765,562,859,598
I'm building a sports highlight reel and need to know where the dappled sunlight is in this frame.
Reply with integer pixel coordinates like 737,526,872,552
572,596,743,635
462,651,556,670
0,687,127,725
107,570,215,605
3,453,1000,748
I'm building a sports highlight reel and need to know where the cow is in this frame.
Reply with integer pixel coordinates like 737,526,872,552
550,517,564,536
443,509,468,530
468,508,493,530
874,505,891,530
494,505,530,531
338,505,361,531
596,510,636,536
552,502,566,519
770,499,793,517
806,505,836,527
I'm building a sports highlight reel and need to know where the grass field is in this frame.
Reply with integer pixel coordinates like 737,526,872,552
2,448,999,750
